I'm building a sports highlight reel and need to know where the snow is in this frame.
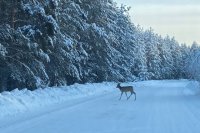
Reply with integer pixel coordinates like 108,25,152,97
0,80,200,133
38,49,50,62
0,82,116,118
0,43,7,56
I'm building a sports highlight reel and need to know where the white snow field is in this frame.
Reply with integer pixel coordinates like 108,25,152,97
0,80,200,133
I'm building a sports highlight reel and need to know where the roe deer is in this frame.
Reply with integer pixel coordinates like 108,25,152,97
116,83,136,100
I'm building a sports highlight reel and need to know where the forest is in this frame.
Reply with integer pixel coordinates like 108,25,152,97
0,0,199,92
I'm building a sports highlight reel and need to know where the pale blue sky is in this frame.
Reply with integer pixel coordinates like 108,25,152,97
115,0,200,45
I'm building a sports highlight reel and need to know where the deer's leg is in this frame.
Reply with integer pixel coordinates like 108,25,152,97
125,92,128,100
119,92,123,100
128,92,132,100
133,91,136,101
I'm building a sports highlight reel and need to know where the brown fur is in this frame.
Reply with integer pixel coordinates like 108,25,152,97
116,83,136,100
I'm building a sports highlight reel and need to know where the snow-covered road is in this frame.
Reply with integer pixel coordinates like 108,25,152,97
1,80,200,133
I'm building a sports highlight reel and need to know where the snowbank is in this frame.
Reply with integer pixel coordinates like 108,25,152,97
185,80,200,95
0,82,116,118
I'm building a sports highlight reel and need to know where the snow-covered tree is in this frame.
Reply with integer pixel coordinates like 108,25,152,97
143,29,162,79
185,42,200,80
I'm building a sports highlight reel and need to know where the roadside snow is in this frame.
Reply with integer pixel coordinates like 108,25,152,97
0,82,116,118
185,80,200,95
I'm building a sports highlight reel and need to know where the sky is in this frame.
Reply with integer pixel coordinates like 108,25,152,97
114,0,200,45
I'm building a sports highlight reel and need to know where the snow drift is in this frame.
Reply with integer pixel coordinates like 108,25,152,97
0,82,117,118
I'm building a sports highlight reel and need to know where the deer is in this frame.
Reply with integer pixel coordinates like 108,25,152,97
116,83,136,101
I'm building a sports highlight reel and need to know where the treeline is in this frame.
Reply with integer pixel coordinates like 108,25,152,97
0,0,196,92
185,42,200,81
